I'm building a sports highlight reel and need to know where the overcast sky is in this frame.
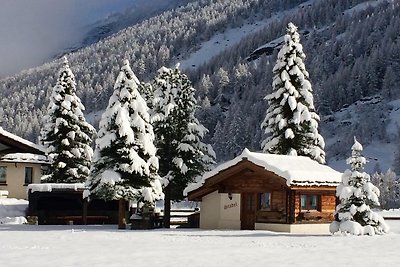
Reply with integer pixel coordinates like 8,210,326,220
0,0,135,78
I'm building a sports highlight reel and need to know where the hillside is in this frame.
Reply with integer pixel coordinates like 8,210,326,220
0,0,399,172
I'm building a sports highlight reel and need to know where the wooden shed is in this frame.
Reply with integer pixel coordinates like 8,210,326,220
27,184,121,225
186,149,342,233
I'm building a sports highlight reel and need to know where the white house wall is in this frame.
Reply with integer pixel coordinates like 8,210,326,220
255,223,331,234
200,191,241,230
0,162,42,199
200,191,221,229
218,193,240,229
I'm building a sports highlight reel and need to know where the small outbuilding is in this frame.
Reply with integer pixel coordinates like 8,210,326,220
186,149,342,233
0,127,49,199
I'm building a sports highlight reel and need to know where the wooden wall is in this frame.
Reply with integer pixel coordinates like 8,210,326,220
219,169,287,193
256,190,287,223
294,191,336,223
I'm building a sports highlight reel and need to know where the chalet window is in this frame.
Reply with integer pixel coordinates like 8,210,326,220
259,192,271,210
25,167,33,185
301,194,319,211
0,166,6,184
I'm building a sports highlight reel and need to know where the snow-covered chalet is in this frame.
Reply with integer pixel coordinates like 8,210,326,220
0,127,48,199
186,149,342,233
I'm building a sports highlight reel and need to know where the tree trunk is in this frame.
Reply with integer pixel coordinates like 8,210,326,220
118,198,127,229
82,198,88,225
163,186,171,228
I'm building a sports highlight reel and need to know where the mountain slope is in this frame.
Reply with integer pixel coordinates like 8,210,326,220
80,0,196,48
1,0,399,172
0,0,304,140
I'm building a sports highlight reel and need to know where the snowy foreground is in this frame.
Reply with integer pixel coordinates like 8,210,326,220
1,221,400,267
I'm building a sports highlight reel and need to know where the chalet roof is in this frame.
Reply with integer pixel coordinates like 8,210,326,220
0,127,45,155
185,148,342,196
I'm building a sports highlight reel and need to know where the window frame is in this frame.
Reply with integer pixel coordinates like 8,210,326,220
259,192,272,211
0,166,7,184
300,194,320,211
24,167,33,185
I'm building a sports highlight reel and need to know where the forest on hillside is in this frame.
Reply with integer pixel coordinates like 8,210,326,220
0,0,399,170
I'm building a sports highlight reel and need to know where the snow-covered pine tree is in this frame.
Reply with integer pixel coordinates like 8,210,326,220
261,22,325,164
138,82,154,109
86,60,163,228
152,65,215,227
40,56,95,183
371,169,400,210
330,137,389,235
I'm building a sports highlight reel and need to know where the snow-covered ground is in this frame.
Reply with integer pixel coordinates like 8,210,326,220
1,221,400,266
2,198,400,265
0,198,28,225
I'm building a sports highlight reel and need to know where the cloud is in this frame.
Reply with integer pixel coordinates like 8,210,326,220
0,0,134,78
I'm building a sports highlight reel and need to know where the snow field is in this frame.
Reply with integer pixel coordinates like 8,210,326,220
1,222,400,266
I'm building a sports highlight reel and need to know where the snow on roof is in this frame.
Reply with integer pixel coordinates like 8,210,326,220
185,149,342,195
0,153,49,164
0,127,45,153
27,183,85,193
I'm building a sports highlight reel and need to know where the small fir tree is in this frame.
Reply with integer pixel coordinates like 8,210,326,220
261,22,325,164
330,137,389,235
40,56,95,183
86,60,163,228
152,65,215,227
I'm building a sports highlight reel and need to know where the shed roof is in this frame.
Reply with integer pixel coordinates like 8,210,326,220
0,153,49,164
185,148,342,197
0,127,45,155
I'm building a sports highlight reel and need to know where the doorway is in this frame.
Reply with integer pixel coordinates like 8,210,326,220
241,193,256,230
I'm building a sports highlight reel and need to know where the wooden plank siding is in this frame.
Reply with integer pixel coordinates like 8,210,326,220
256,190,287,223
294,191,336,223
218,171,287,193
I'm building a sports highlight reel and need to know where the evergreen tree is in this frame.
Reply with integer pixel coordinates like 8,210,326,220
371,169,400,210
260,23,325,164
86,60,163,228
40,57,95,183
152,65,215,227
138,82,154,109
330,137,389,235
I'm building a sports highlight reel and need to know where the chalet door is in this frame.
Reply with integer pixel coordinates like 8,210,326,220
241,193,256,230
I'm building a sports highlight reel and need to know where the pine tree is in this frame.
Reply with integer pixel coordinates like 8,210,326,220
330,137,389,235
40,56,96,183
152,65,215,227
371,169,400,210
261,23,325,164
86,60,163,228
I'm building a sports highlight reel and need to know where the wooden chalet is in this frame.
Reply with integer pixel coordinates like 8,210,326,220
186,149,342,233
0,127,48,199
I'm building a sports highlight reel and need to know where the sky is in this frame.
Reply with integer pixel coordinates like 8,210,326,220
0,0,136,78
